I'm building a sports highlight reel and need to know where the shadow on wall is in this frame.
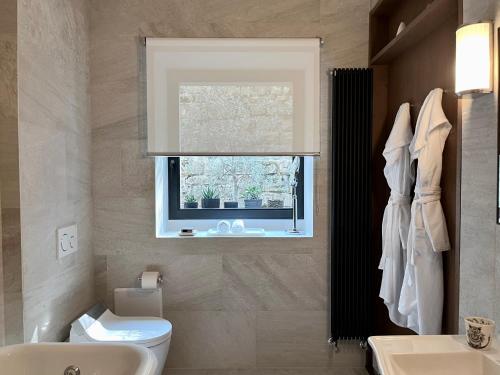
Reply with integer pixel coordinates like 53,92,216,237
0,0,23,346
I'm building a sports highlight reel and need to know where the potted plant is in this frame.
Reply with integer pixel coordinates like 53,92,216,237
201,187,220,208
243,186,262,208
268,199,284,208
224,201,238,208
184,194,198,209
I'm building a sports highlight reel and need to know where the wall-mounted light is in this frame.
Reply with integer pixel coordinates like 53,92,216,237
455,21,493,96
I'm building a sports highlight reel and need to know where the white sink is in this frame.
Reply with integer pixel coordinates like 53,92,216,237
391,351,499,375
369,335,500,375
0,342,158,375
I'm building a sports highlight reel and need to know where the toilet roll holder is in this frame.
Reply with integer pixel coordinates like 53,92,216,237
137,273,164,285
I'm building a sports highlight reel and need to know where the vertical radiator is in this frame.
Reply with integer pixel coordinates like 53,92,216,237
330,68,373,348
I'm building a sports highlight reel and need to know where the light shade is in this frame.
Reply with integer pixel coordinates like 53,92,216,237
146,38,320,156
455,22,493,95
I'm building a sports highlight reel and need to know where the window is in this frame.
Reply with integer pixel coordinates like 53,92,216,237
148,38,319,237
167,156,304,220
156,156,313,237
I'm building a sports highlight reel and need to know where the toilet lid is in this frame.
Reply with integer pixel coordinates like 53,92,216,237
85,310,172,347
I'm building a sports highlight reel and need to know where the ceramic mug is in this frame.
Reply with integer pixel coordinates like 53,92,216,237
464,317,495,350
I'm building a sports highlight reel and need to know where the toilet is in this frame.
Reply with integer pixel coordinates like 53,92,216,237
70,299,172,375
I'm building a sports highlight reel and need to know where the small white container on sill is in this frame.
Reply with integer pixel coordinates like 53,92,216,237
231,219,245,233
216,220,231,234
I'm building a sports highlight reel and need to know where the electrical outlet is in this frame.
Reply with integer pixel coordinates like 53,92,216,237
57,224,78,259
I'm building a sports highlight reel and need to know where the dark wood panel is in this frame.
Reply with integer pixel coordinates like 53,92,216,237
387,18,458,334
369,0,460,336
371,0,401,17
371,0,428,20
369,13,389,60
371,0,457,64
385,0,431,38
370,0,434,59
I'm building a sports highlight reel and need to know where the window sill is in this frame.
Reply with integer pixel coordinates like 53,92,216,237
158,230,312,239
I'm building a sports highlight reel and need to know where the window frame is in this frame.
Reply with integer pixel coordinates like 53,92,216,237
167,156,305,220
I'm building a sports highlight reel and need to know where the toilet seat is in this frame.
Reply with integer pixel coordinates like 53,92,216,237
70,304,172,375
71,309,172,348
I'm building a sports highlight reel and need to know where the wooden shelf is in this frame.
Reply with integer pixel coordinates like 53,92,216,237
370,0,456,65
370,0,401,17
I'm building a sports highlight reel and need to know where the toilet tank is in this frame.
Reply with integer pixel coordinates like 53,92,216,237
114,288,163,317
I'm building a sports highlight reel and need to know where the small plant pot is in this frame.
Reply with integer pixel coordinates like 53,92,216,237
224,201,238,208
244,199,262,208
184,202,198,209
268,199,284,208
202,198,220,208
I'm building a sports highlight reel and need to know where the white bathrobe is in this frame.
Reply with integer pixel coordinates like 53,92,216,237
379,103,414,328
398,88,451,335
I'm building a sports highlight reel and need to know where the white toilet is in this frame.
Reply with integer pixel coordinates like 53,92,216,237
70,296,172,375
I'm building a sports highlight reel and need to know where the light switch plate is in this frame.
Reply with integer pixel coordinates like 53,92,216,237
57,224,78,259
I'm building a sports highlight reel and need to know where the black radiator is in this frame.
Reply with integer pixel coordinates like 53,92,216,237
330,68,373,346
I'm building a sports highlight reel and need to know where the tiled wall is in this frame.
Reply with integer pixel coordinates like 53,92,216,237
0,191,3,345
459,0,500,330
0,0,23,345
90,0,368,373
17,0,95,342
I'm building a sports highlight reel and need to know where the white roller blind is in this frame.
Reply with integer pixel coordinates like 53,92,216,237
146,38,320,155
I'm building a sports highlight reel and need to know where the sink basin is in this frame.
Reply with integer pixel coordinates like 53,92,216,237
0,343,157,375
391,351,500,375
369,335,500,375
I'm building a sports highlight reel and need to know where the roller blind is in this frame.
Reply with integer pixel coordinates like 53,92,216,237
146,38,320,156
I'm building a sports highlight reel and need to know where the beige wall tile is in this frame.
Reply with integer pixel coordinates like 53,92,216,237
222,254,327,312
0,35,17,122
257,311,364,368
91,78,140,130
0,1,16,34
18,0,95,342
94,255,108,303
255,254,327,311
459,0,500,331
106,254,223,312
223,255,260,311
1,208,23,344
166,311,256,369
320,0,369,68
90,0,321,39
90,0,369,370
3,0,371,358
22,263,94,342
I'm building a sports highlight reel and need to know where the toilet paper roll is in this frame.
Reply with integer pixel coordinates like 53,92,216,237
141,271,160,289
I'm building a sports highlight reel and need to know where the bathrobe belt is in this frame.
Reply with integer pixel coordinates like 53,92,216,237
389,191,411,206
379,191,411,268
407,186,441,269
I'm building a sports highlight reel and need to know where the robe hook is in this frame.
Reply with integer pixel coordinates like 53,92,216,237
410,88,456,108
